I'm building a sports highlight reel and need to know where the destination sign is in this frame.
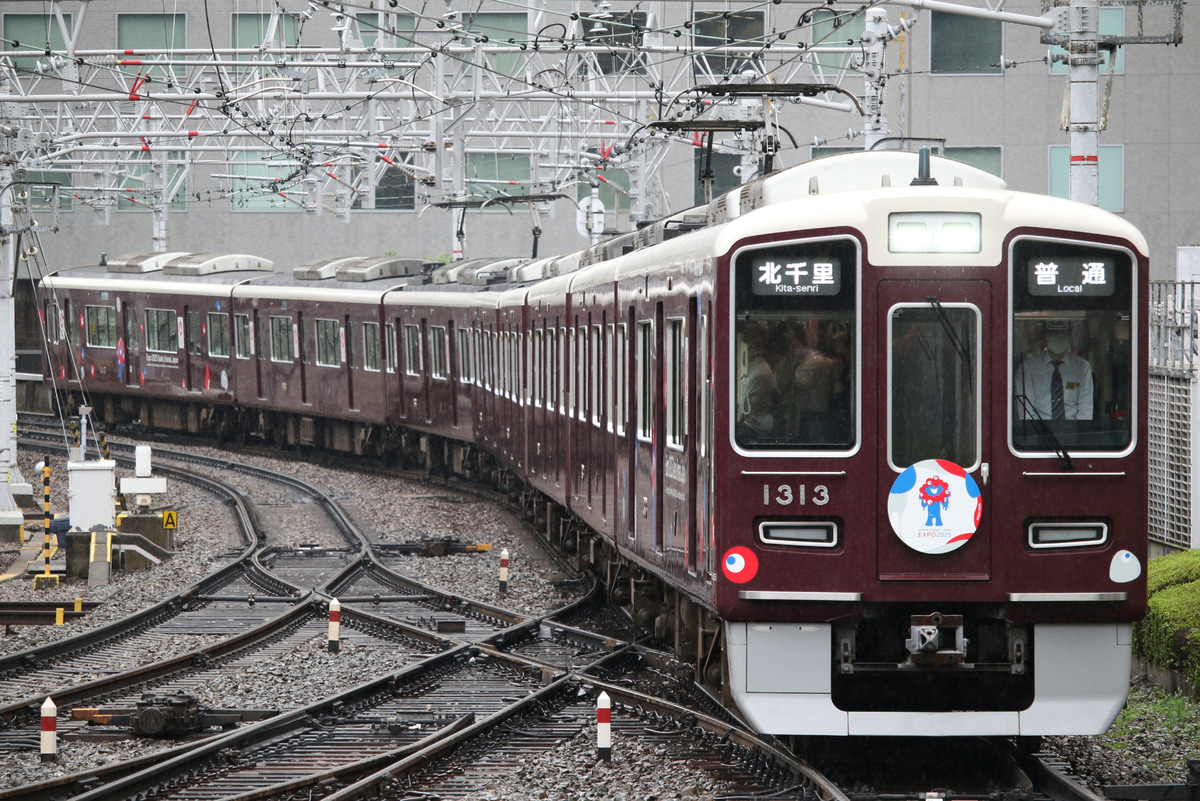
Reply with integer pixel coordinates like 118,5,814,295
749,255,841,297
1027,254,1116,297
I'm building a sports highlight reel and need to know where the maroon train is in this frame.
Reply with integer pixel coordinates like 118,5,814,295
39,151,1149,737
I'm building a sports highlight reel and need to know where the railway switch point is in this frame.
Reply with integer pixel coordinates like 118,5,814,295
328,598,341,653
39,697,56,762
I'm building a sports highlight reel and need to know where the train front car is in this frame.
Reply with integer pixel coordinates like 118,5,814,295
713,152,1148,738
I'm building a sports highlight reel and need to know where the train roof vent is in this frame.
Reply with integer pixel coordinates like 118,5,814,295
334,257,432,282
293,256,367,280
164,253,274,275
106,252,191,273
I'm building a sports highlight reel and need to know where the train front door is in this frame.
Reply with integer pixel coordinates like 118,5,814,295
876,280,992,581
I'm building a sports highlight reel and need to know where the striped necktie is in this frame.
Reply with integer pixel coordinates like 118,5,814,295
1051,361,1065,420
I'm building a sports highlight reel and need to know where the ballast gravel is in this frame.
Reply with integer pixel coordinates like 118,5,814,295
1,441,1176,798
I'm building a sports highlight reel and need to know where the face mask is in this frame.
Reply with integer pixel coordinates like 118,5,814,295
1046,333,1071,354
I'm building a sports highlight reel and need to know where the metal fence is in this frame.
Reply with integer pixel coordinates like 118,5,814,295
1148,282,1200,550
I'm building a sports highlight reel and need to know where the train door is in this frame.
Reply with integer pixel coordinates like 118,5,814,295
344,315,356,411
877,280,992,581
122,301,139,388
297,311,309,406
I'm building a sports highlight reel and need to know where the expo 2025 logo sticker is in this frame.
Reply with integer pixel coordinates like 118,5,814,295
888,459,982,555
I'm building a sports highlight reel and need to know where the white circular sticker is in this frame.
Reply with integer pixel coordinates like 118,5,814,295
887,459,982,555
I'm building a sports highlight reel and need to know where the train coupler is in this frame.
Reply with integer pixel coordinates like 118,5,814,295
903,612,968,667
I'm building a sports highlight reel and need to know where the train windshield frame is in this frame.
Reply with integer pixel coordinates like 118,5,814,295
1009,236,1136,457
730,236,859,455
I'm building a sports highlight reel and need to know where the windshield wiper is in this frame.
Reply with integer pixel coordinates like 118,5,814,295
1014,393,1075,471
926,296,973,396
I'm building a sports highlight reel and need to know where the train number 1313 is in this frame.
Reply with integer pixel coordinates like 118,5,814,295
763,484,830,506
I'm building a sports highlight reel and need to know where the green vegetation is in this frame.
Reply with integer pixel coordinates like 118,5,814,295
1136,550,1200,685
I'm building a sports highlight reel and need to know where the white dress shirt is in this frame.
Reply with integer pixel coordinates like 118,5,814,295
1014,351,1094,420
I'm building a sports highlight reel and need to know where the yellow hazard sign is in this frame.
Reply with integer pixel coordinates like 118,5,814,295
162,510,178,529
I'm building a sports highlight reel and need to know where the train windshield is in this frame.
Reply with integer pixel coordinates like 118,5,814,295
732,238,857,451
1010,239,1134,454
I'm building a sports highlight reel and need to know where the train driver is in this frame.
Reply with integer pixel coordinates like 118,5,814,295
1013,322,1094,421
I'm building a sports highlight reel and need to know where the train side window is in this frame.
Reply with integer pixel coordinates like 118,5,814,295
316,319,341,367
208,312,231,358
577,325,587,421
146,309,178,353
234,314,252,359
457,328,472,382
666,317,685,448
732,237,858,453
615,323,627,435
1010,239,1134,454
186,311,203,356
591,324,603,426
363,322,381,371
548,327,558,409
606,324,616,432
85,305,117,348
404,324,422,376
531,329,543,407
385,324,397,373
430,326,448,379
269,315,294,363
637,320,653,442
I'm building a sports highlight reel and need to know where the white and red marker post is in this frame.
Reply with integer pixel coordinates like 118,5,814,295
597,691,611,762
328,598,341,653
40,697,56,762
499,548,509,594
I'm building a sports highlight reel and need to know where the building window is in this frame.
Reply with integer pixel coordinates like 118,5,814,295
466,153,531,204
316,319,341,367
1049,145,1124,212
117,14,185,78
208,312,231,357
4,13,70,54
232,13,299,52
930,12,1002,74
694,150,744,205
1050,8,1124,74
235,314,252,358
945,147,1003,177
581,11,648,75
693,11,763,78
85,306,116,348
810,9,865,75
463,13,527,77
270,316,294,363
352,161,416,210
146,309,178,353
230,151,298,211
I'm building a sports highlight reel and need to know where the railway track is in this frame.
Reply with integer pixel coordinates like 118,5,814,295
5,416,1117,801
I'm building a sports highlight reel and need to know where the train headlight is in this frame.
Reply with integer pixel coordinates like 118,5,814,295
1028,522,1108,549
888,212,982,253
758,521,838,548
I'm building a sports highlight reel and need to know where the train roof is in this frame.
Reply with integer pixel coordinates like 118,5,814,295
41,252,276,296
